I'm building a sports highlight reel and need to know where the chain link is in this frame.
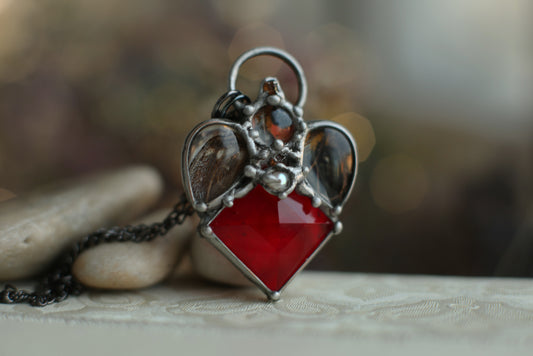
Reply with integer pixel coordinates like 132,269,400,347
1,194,194,307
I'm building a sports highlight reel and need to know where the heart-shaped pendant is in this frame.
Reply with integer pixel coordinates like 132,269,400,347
182,47,358,300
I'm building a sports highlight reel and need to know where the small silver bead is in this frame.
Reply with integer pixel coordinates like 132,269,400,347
273,139,284,151
269,291,281,301
244,165,257,178
267,95,281,106
243,105,255,116
196,202,207,212
202,226,213,236
223,196,234,207
312,197,322,208
334,221,343,235
333,206,343,216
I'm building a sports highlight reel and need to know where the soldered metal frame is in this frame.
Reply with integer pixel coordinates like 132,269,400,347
181,47,358,301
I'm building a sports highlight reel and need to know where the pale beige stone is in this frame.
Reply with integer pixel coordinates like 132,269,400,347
191,233,252,287
73,211,196,290
0,166,163,280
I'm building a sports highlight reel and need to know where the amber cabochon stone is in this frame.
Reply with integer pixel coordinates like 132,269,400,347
252,106,294,145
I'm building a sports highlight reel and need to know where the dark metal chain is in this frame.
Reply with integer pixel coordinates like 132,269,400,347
0,194,194,307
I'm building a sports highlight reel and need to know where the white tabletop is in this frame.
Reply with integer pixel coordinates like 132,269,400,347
1,272,533,356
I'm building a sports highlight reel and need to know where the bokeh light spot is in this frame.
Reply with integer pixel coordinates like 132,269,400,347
0,0,13,14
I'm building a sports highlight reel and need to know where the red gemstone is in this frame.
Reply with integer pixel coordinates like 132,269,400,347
209,186,333,291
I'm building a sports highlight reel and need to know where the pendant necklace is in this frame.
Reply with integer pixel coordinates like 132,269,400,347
1,47,358,306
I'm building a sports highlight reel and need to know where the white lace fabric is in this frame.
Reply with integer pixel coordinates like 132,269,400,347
1,272,533,355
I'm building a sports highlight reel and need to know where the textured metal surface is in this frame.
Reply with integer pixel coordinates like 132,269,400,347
228,47,308,109
183,48,358,300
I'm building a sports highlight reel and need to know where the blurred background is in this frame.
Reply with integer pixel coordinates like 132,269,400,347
0,0,531,277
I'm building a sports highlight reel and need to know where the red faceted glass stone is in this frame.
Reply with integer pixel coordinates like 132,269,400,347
209,185,333,292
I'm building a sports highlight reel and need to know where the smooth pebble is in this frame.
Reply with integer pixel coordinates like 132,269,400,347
0,166,163,280
73,210,196,289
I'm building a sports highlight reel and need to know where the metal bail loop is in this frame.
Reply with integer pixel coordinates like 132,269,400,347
228,47,308,109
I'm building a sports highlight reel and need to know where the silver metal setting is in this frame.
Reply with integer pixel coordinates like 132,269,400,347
182,47,359,301
228,46,307,109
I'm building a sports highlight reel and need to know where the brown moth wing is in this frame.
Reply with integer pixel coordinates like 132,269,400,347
184,123,249,205
303,122,357,207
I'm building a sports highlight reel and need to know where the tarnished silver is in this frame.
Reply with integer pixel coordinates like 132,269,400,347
182,75,309,208
183,47,358,301
228,47,308,109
